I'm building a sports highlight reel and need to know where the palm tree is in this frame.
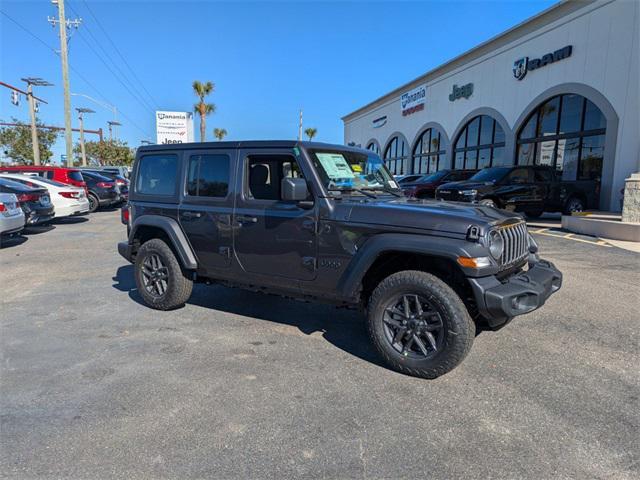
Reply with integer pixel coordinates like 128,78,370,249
192,80,216,142
304,127,317,141
213,128,227,141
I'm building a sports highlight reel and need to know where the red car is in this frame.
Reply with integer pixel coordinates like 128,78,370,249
402,169,477,199
0,165,87,193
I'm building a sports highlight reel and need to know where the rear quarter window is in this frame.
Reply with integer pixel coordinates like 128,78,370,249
68,171,84,182
135,154,178,196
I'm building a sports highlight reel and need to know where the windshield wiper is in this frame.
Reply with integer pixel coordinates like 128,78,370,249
328,187,377,199
361,186,402,197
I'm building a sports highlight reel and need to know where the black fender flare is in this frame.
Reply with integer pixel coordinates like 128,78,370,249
336,233,492,299
129,215,198,270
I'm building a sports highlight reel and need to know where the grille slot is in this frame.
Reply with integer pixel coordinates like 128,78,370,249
497,222,528,269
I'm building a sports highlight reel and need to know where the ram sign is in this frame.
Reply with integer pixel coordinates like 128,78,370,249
156,111,195,144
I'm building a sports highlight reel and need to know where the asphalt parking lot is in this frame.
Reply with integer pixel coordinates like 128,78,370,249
1,211,638,479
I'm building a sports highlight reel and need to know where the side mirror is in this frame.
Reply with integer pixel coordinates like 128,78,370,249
281,177,309,202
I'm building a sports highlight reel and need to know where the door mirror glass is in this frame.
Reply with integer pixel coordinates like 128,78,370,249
281,177,308,201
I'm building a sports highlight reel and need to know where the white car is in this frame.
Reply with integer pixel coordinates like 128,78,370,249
0,173,90,218
0,193,25,238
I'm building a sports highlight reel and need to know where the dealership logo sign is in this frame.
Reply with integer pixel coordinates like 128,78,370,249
513,45,573,80
401,85,426,116
449,83,474,101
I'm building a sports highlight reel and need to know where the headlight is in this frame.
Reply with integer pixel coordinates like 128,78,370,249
459,189,477,196
487,229,504,259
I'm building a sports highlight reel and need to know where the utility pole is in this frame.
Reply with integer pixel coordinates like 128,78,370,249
20,78,53,165
48,0,81,167
76,107,94,166
298,109,303,141
107,121,122,141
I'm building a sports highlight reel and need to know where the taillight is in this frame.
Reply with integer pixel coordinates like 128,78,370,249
59,191,80,199
17,193,39,202
0,203,6,212
97,182,114,188
116,179,126,185
121,204,130,225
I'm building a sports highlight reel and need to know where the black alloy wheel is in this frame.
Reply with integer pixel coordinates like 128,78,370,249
383,294,445,359
88,193,99,213
140,253,169,298
565,197,585,214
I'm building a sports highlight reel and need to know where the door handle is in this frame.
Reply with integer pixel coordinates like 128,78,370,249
236,215,258,224
181,211,202,219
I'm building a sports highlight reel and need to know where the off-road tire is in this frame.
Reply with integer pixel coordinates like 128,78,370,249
88,193,99,213
366,270,475,379
134,238,193,310
563,196,585,215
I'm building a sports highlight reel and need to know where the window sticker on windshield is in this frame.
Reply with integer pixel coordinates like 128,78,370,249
351,164,363,173
388,180,399,189
316,153,356,179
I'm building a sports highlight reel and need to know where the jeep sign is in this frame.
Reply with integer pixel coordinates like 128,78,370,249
156,111,195,144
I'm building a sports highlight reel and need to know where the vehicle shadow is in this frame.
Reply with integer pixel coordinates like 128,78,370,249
0,235,28,249
112,265,386,370
23,224,56,235
53,216,89,225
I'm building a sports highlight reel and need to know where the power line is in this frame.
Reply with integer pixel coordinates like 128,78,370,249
0,9,152,139
80,0,160,110
65,0,157,114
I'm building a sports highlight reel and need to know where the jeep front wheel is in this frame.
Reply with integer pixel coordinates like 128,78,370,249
134,238,193,310
366,270,475,379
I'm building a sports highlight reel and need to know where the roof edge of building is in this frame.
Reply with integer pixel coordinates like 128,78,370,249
341,0,599,122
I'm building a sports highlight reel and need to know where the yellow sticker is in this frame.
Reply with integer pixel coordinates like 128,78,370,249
352,164,363,172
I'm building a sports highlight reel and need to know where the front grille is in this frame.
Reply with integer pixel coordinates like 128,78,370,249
497,221,528,269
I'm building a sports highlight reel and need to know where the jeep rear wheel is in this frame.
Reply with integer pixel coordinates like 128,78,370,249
367,270,475,379
134,238,193,310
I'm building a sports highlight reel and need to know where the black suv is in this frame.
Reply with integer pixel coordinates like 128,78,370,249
119,141,562,379
81,171,119,212
436,165,598,217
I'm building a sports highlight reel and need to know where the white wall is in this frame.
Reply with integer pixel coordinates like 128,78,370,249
344,0,639,211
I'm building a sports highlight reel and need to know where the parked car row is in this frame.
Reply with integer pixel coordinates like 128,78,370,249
399,165,598,217
0,165,130,241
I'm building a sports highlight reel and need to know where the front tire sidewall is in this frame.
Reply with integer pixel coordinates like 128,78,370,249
367,271,475,379
134,239,193,310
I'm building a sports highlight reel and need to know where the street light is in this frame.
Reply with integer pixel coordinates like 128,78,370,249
71,92,117,121
76,107,95,166
140,139,153,145
21,77,53,165
107,120,122,141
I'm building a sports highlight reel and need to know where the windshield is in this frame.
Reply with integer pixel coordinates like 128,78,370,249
307,149,398,192
419,171,448,183
469,167,510,183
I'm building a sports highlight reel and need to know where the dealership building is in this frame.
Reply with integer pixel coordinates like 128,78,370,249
342,0,639,211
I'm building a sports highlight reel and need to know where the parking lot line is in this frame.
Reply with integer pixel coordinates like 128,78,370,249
531,229,612,247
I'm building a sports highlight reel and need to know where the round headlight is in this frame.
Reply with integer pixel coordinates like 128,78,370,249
488,230,504,259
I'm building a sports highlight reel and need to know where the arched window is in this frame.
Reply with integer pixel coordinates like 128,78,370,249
516,94,606,181
383,136,408,175
412,128,446,174
453,115,506,170
366,141,380,155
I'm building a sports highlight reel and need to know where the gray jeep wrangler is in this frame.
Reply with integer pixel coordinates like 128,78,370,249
119,141,562,378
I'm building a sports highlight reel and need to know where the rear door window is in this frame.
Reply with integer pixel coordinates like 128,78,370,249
136,154,178,196
186,154,230,197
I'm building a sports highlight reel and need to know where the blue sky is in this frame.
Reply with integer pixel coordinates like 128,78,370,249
1,0,555,163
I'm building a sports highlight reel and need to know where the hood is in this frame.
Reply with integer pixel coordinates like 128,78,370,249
437,180,495,191
335,196,520,237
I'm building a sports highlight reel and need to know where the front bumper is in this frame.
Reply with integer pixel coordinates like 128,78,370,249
468,258,562,328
